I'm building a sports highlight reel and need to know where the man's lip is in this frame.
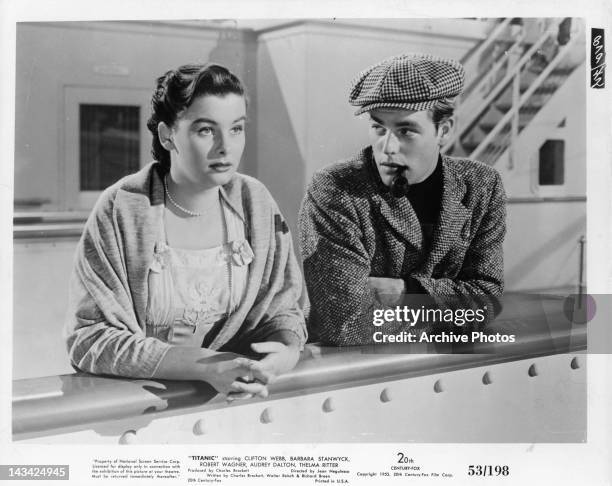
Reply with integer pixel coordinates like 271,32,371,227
380,162,408,170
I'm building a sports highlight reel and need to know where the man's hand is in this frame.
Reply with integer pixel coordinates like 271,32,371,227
368,277,406,306
250,341,301,376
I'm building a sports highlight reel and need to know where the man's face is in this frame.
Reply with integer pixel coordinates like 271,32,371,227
368,108,450,186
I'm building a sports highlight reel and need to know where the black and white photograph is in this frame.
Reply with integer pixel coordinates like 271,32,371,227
1,0,611,484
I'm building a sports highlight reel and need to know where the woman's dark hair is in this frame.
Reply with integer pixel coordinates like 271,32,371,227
429,97,456,129
146,63,247,170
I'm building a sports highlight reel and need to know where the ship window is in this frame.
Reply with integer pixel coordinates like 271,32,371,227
538,139,565,185
79,104,140,191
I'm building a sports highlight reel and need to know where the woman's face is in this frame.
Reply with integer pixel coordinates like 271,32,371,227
166,93,246,190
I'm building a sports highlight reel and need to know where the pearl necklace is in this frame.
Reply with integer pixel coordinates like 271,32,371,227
164,176,205,217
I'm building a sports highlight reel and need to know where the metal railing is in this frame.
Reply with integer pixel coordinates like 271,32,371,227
13,294,585,441
577,236,586,298
460,18,513,96
469,34,582,162
13,211,88,239
443,28,555,155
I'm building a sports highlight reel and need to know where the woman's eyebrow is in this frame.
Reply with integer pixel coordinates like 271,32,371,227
192,117,217,125
192,115,247,125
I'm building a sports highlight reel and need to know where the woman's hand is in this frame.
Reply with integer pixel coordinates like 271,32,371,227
203,354,275,402
250,341,301,376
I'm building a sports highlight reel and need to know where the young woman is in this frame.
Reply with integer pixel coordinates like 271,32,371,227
65,64,306,400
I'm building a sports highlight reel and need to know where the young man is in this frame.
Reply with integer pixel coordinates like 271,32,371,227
299,54,506,345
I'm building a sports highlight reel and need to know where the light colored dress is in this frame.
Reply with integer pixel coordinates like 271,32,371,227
146,197,254,347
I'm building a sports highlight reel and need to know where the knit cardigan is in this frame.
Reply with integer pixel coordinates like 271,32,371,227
64,162,307,378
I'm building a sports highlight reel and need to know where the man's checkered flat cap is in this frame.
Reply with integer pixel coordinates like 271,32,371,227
349,53,465,115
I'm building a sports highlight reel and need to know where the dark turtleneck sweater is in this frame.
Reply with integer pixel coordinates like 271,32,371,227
396,155,443,293
406,154,443,250
368,152,444,293
404,155,443,294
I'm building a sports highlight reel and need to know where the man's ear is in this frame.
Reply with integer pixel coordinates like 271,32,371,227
437,117,455,146
157,122,175,152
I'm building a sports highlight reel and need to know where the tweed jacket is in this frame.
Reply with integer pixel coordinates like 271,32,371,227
299,147,506,345
64,162,307,378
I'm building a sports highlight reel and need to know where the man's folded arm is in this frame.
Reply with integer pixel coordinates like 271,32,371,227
299,173,404,345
